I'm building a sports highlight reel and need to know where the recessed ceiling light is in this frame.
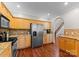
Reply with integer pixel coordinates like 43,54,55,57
48,13,50,16
64,2,68,6
17,5,20,8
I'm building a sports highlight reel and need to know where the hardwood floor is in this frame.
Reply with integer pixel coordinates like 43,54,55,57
59,49,76,57
16,43,59,57
16,43,74,57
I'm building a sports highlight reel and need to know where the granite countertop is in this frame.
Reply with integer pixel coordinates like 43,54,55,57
59,35,79,40
0,42,11,54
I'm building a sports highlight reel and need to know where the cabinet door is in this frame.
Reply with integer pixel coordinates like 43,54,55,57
48,34,53,43
0,46,12,57
44,23,51,29
17,35,26,49
46,34,52,44
25,23,30,29
58,37,65,50
44,23,48,29
25,34,31,47
43,34,48,44
75,40,79,56
46,34,49,44
59,37,76,55
65,38,75,55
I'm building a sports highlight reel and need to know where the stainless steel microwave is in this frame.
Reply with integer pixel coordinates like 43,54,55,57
0,14,10,28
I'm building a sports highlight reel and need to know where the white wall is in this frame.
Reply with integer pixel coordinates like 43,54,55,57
62,8,79,29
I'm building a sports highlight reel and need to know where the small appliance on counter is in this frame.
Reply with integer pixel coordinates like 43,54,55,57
0,32,7,42
0,32,4,42
0,14,10,28
46,29,51,34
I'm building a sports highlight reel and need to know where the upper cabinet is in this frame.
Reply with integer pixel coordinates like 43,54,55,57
11,18,30,29
0,14,10,28
43,22,51,29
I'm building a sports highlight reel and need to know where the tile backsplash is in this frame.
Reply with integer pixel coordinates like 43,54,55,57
9,29,30,35
0,28,9,32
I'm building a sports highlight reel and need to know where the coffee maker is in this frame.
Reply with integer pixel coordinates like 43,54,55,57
0,32,7,42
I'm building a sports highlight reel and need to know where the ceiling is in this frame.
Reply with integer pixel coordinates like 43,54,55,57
3,2,79,21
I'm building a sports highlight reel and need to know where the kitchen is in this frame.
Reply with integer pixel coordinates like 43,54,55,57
0,2,53,57
1,1,79,57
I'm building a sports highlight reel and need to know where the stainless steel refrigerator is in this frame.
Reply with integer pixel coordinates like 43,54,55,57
30,24,44,48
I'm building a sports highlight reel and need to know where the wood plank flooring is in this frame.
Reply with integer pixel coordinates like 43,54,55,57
16,43,74,57
16,43,59,57
59,49,76,57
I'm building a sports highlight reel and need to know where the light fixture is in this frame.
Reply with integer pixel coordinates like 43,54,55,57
17,5,20,8
48,13,50,16
64,2,68,6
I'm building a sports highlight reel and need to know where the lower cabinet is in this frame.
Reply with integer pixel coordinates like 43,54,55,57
43,34,52,44
58,37,65,50
17,33,52,49
58,37,76,56
25,34,31,48
43,34,48,44
65,38,76,55
17,35,26,49
75,40,79,56
17,34,31,49
0,47,11,57
0,43,12,57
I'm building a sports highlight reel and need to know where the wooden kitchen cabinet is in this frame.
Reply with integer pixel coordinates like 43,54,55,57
46,34,53,43
44,23,48,29
25,34,31,48
43,34,52,44
0,46,11,57
43,34,48,44
58,36,76,56
58,37,65,50
44,23,51,29
17,35,26,49
17,34,31,49
75,40,79,56
65,38,75,55
0,42,12,57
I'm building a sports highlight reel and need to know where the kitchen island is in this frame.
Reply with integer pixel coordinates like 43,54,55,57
58,35,79,56
0,42,12,57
